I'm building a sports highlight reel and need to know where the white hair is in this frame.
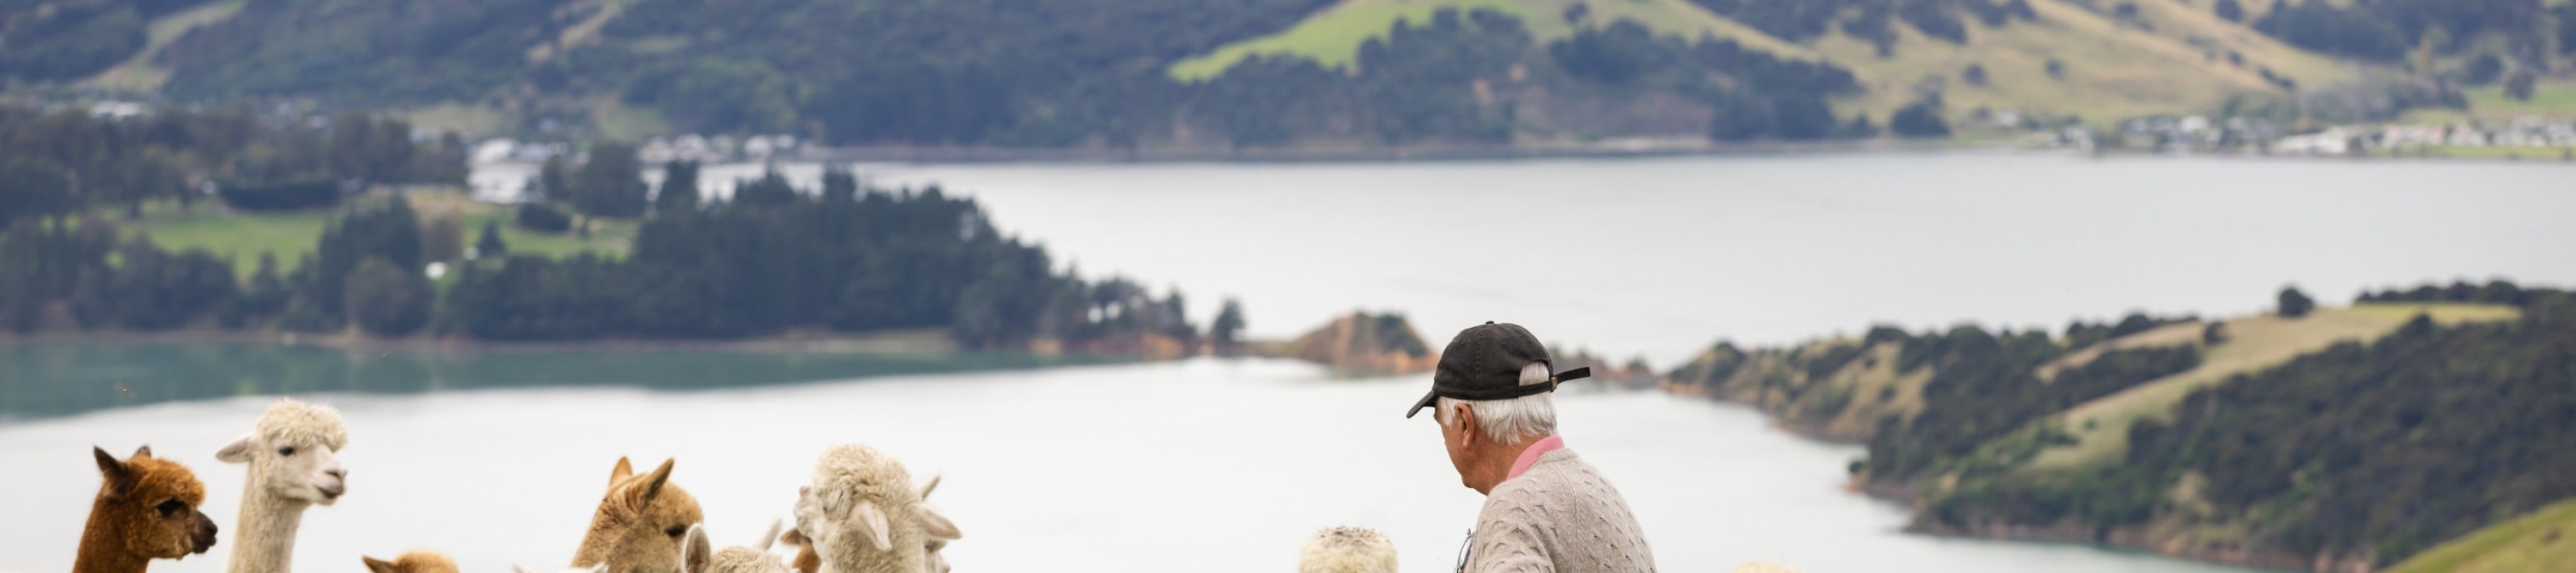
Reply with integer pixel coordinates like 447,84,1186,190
1436,362,1558,443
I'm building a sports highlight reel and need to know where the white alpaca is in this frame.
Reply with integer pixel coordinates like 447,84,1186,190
214,398,349,573
792,444,963,573
1298,527,1396,573
681,521,794,573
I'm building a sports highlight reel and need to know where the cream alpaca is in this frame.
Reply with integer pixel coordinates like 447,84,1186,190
215,399,349,573
792,444,962,573
1297,527,1397,573
75,446,219,573
680,521,795,573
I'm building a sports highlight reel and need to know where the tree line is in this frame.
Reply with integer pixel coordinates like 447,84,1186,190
1,141,1233,353
0,104,469,224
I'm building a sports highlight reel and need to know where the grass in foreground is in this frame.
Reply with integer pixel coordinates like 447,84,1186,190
2385,497,2576,573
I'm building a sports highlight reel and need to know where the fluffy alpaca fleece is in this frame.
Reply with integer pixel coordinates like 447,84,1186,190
1730,563,1802,573
76,446,219,573
571,456,706,573
361,550,459,573
793,444,962,573
214,398,351,573
680,522,794,573
1297,527,1396,573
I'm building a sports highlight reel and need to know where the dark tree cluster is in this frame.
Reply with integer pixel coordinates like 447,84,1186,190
2355,279,2537,306
1682,0,2036,47
443,172,1199,349
1535,20,1863,143
2062,313,2196,350
0,218,241,332
2251,0,2564,63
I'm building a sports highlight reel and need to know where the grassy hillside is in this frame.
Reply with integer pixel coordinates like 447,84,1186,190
131,192,633,279
2026,302,2520,471
1175,0,2348,121
1167,0,1813,80
79,0,243,93
2386,497,2576,573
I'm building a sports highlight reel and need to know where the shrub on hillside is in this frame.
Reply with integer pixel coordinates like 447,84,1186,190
517,203,573,233
218,180,342,211
2279,286,2315,318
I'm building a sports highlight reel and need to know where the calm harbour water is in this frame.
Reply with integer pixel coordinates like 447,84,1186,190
11,154,2576,571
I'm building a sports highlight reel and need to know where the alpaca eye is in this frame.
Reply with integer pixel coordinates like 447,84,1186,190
665,527,687,538
155,500,185,517
276,446,295,456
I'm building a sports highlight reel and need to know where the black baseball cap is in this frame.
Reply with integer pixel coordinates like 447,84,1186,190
1404,321,1591,418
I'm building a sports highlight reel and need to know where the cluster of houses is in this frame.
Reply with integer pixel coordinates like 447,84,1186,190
2273,118,2576,155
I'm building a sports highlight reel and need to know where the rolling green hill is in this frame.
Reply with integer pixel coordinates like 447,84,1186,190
2386,498,2576,573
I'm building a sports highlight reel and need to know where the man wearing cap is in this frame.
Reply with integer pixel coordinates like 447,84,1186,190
1407,321,1656,573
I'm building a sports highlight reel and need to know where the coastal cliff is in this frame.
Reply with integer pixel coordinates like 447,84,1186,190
1660,282,2576,573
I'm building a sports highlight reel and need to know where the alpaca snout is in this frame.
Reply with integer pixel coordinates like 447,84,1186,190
189,511,218,553
319,483,345,499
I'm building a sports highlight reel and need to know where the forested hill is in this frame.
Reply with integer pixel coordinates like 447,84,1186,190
7,0,2571,148
1662,282,2576,571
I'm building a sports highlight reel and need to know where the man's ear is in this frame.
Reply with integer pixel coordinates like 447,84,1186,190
94,446,136,499
215,433,258,464
1452,402,1479,445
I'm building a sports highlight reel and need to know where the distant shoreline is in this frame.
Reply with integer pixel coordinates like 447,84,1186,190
761,140,2576,167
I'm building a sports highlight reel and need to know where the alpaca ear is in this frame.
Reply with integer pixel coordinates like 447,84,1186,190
919,506,961,540
680,524,714,573
756,518,782,552
634,458,676,506
131,445,153,459
853,500,892,551
610,456,636,485
780,525,806,546
361,556,401,573
588,565,608,573
215,433,258,464
916,474,941,499
94,446,136,498
511,564,538,573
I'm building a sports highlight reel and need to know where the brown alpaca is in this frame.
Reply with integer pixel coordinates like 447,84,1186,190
361,550,460,573
75,446,219,573
570,456,705,573
777,527,819,573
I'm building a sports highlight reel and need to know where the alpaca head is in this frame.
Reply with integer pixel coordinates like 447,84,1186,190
586,456,705,573
792,444,959,570
215,399,349,505
361,550,459,573
1298,527,1397,573
679,523,793,573
90,445,220,560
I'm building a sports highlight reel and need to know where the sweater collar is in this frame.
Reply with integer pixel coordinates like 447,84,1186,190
1505,435,1565,481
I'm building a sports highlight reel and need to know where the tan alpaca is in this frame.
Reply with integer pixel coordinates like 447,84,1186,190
361,550,459,573
215,398,351,573
75,446,219,573
572,456,706,573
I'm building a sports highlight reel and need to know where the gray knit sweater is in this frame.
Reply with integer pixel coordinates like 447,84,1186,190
1467,448,1656,573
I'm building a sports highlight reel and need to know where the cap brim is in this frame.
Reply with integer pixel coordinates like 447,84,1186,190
1404,390,1441,418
